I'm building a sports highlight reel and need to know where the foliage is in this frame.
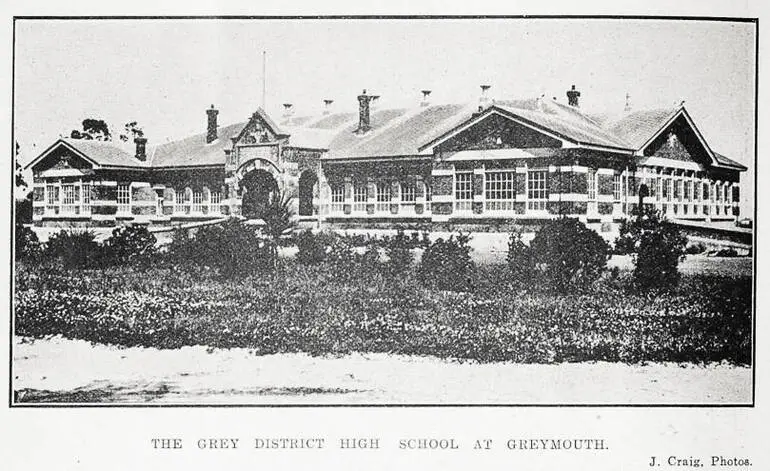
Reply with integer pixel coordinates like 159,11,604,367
119,121,144,142
616,208,688,290
15,192,33,225
294,230,332,265
44,230,102,269
506,231,532,286
15,222,42,262
15,141,27,190
14,261,752,365
71,118,111,141
164,218,272,278
383,229,415,274
103,225,157,266
417,234,476,292
685,242,707,255
527,217,610,292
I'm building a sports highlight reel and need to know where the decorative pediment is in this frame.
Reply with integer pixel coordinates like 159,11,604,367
642,113,714,167
233,108,287,146
435,113,563,153
28,140,96,173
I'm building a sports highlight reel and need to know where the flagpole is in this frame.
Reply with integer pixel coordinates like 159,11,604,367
262,50,267,110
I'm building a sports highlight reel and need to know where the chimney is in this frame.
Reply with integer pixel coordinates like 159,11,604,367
479,84,492,109
282,103,293,124
420,90,432,107
134,136,148,161
567,84,581,107
206,104,219,144
323,99,334,115
354,89,373,134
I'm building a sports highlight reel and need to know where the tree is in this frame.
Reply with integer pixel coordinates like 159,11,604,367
70,118,111,141
15,141,27,190
260,190,295,268
119,121,144,142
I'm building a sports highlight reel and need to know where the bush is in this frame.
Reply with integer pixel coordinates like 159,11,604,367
103,225,157,266
528,217,610,292
685,242,707,255
165,218,273,278
506,231,531,285
14,222,42,262
294,230,332,265
417,234,476,291
616,208,687,290
383,229,415,274
45,230,102,269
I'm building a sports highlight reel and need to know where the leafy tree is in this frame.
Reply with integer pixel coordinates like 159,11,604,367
15,141,27,190
260,190,295,267
119,121,144,142
70,118,111,141
615,207,688,290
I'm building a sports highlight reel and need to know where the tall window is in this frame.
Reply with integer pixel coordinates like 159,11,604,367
716,184,723,203
587,169,597,214
117,183,131,215
424,182,432,212
485,170,515,211
376,181,391,213
330,184,344,213
61,184,77,215
655,177,662,201
210,191,222,214
527,170,548,212
192,190,204,213
674,179,682,201
684,180,691,202
81,183,91,215
613,174,622,202
455,171,473,212
46,183,59,214
353,182,367,213
400,182,416,203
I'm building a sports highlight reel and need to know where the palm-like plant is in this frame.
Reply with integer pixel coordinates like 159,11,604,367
260,190,295,267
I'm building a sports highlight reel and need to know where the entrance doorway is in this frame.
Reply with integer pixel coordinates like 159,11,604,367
241,169,278,219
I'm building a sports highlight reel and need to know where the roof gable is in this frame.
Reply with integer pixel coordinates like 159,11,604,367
26,139,147,171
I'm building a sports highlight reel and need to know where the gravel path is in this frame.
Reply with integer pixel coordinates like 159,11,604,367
12,336,751,405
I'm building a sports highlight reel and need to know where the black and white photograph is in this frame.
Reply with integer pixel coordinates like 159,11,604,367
10,16,756,406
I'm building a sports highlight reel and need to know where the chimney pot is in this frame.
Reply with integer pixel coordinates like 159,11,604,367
323,99,334,115
134,136,148,161
566,84,581,107
479,84,492,109
420,90,432,107
206,105,219,144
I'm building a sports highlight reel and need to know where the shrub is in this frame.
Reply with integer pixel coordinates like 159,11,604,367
685,242,707,255
103,225,157,266
506,231,532,285
616,208,687,290
417,234,476,292
528,217,610,292
165,218,273,278
383,229,415,274
14,222,42,262
294,230,332,265
45,230,102,269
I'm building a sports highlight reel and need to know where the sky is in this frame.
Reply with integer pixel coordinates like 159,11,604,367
13,18,756,211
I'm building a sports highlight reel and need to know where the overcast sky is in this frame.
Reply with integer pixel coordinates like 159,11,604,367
13,18,756,209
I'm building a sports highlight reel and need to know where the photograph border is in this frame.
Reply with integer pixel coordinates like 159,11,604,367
8,14,759,409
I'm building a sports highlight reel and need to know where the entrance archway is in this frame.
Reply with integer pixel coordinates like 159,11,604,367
298,170,318,216
241,169,278,219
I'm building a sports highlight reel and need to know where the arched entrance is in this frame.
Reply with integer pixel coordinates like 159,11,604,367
241,169,278,219
298,170,318,216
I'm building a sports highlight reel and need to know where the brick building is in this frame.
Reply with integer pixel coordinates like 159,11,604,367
25,85,747,233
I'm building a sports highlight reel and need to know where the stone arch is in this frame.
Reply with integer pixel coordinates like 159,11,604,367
241,168,279,219
298,169,318,216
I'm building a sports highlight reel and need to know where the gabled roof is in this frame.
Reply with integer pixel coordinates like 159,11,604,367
25,138,149,170
151,121,245,168
713,151,748,171
601,107,681,150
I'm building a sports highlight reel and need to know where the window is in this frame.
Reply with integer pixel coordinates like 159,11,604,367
683,180,691,202
693,181,700,202
655,177,662,201
117,184,131,215
376,181,391,213
455,171,473,212
662,178,671,202
192,191,204,213
81,183,91,215
716,184,723,203
330,184,344,213
527,170,548,212
400,182,416,203
613,174,622,202
424,182,432,212
485,170,515,211
61,184,79,215
353,182,367,213
175,188,190,214
674,179,682,201
210,192,222,214
587,170,596,201
45,183,60,214
702,182,710,201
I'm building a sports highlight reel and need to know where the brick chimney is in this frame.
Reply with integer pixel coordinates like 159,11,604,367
134,136,148,161
479,84,492,110
282,103,293,124
354,89,374,134
323,99,334,115
421,90,432,107
567,84,581,107
206,104,219,143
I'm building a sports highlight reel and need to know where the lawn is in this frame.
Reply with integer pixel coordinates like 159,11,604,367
14,258,752,365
